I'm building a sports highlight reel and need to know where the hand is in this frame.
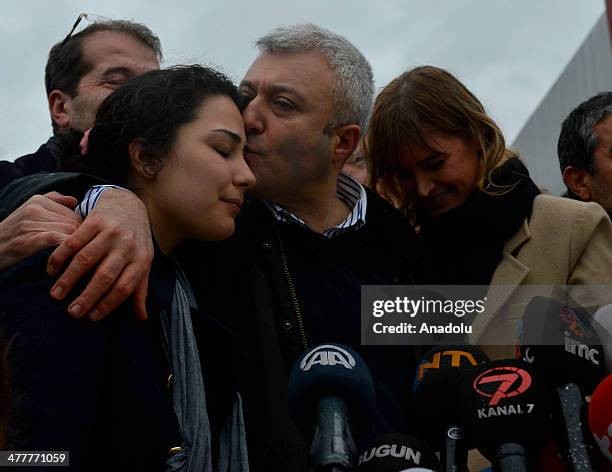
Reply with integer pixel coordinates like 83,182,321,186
0,192,81,272
47,188,153,322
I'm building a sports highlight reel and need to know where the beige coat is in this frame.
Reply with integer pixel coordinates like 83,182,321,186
466,195,612,470
467,194,612,359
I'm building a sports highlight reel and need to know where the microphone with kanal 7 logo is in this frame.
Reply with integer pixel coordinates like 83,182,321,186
458,359,552,472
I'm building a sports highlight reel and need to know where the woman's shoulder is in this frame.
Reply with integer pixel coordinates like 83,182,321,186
530,194,609,229
0,247,56,296
532,193,604,210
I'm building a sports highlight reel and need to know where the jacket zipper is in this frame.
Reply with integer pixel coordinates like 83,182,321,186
277,235,309,351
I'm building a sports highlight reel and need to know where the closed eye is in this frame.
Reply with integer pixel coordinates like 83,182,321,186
423,159,444,171
214,147,230,157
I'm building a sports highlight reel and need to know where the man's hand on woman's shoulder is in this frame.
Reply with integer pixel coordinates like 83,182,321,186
47,188,154,322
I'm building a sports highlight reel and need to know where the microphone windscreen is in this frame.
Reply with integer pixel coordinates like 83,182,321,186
287,343,375,437
593,304,612,373
515,296,606,393
588,374,612,463
411,345,489,444
459,359,552,453
356,433,440,472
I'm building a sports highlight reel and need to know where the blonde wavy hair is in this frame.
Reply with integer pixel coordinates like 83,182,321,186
365,66,519,209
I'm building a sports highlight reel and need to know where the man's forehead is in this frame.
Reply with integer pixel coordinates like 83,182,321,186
241,51,333,93
80,30,159,70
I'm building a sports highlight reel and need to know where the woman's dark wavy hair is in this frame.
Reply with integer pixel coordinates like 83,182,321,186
61,65,242,185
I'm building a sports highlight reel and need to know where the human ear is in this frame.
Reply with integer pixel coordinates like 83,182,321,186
562,166,593,201
129,139,159,180
48,90,72,130
332,124,361,168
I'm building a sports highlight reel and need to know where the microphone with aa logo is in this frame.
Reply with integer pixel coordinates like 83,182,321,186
412,345,489,472
287,343,376,471
588,374,612,466
356,433,441,471
458,359,552,471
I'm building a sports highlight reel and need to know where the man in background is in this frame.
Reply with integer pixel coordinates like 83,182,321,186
558,92,612,216
0,19,161,316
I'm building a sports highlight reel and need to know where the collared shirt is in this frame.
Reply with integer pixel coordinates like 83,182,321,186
75,174,368,239
263,172,368,239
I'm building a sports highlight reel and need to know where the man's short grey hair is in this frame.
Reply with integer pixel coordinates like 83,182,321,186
558,92,612,175
255,23,374,133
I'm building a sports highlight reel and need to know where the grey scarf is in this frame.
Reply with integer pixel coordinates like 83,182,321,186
160,262,249,472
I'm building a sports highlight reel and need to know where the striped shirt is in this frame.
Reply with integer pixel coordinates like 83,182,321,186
264,172,367,239
76,173,368,239
75,185,126,219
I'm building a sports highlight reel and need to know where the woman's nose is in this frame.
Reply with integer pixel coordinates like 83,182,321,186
235,157,256,190
415,175,436,199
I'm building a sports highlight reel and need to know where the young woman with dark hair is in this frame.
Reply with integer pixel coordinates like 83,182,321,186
0,65,254,471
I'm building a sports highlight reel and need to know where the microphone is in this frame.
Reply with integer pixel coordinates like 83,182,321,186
516,296,604,471
592,304,612,373
287,343,376,471
516,296,606,393
356,433,441,471
588,374,612,465
458,359,552,471
412,345,489,472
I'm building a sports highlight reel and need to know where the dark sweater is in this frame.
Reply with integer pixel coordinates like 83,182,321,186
277,216,417,436
179,190,434,471
0,132,85,191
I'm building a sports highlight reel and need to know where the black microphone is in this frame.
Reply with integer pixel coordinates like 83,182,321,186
412,345,489,472
287,343,376,472
516,296,606,392
515,296,605,471
458,359,552,472
356,433,441,471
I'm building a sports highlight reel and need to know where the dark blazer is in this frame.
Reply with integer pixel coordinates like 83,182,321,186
0,246,238,471
178,191,434,472
0,171,435,472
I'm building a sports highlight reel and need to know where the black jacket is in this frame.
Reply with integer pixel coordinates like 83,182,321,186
0,245,238,471
0,173,435,471
0,140,59,190
177,192,433,472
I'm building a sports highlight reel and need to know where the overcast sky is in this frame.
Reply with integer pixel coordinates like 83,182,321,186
0,0,606,161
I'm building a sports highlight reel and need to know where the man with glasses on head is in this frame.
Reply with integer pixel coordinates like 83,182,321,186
0,17,161,317
1,15,161,185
